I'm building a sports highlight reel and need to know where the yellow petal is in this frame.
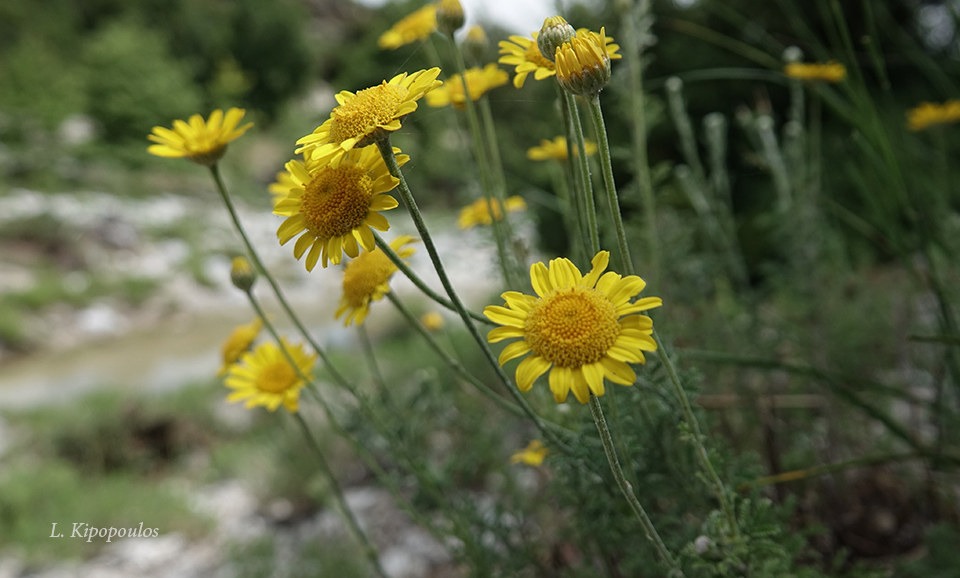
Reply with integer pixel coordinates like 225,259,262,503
581,362,606,397
484,305,527,328
498,340,531,365
548,366,573,403
530,262,553,297
600,357,636,385
515,355,551,391
487,325,525,343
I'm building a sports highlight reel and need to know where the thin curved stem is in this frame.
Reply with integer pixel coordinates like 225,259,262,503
373,232,490,325
239,290,387,578
292,413,389,578
208,165,355,396
589,395,682,575
588,95,633,273
375,138,570,452
563,90,601,256
386,291,574,440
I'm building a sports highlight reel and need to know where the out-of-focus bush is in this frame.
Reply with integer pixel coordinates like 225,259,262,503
82,19,203,143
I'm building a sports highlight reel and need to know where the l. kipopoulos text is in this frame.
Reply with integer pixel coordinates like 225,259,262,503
49,522,160,543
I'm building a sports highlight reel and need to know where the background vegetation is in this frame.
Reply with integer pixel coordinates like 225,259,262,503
1,0,959,576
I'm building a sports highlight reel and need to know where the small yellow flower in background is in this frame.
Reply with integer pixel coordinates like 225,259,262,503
783,61,846,83
484,251,662,404
224,339,316,412
147,108,253,166
230,256,257,292
555,27,613,97
218,317,263,376
906,99,960,132
336,235,417,326
510,440,549,466
295,68,442,164
420,311,445,331
378,4,437,50
499,28,620,89
457,196,527,229
435,0,464,36
275,146,408,271
526,136,597,162
426,64,509,109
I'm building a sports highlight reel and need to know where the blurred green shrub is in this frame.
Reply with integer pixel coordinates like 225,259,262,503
82,19,203,142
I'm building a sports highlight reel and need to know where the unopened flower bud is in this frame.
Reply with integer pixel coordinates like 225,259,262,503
230,256,257,292
537,16,576,62
436,0,465,36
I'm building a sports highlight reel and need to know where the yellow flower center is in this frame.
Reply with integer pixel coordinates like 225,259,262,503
330,83,407,145
524,288,619,368
301,165,373,239
256,361,298,393
342,251,396,307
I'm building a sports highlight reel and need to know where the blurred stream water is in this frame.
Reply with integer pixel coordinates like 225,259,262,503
0,189,511,410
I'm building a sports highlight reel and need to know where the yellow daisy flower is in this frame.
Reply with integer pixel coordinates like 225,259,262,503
274,146,408,271
420,311,445,331
783,61,846,83
458,196,527,229
484,251,662,404
499,29,620,89
224,339,316,412
147,108,253,166
378,4,437,50
526,136,597,161
218,317,263,376
335,236,418,326
295,68,442,164
510,440,549,466
426,64,509,109
906,99,960,132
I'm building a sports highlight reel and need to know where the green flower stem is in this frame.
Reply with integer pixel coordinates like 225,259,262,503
386,291,573,440
373,233,489,325
291,413,389,578
589,395,682,575
375,138,570,452
238,289,388,578
446,32,521,287
654,335,740,538
208,165,355,397
562,90,601,257
615,0,661,281
576,100,741,536
587,95,633,273
549,162,584,265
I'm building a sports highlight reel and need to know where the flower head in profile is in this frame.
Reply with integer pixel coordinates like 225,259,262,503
526,136,597,162
295,69,442,164
784,61,846,83
378,4,437,50
426,64,509,109
335,236,417,326
458,196,526,229
555,27,613,96
499,28,620,89
224,339,316,412
435,0,465,36
906,99,960,132
218,317,263,376
275,146,408,271
230,256,257,292
510,440,549,466
484,251,662,404
147,108,252,166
